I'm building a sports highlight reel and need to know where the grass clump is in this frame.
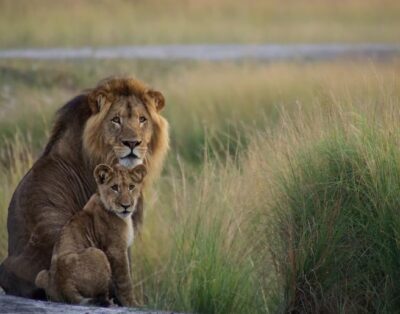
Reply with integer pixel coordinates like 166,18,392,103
132,159,266,313
271,125,400,313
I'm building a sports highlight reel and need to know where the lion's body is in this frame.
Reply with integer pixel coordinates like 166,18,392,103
0,78,169,298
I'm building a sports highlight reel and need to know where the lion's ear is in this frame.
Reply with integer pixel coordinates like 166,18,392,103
94,164,114,185
130,164,147,183
147,90,165,112
89,92,108,114
97,94,107,111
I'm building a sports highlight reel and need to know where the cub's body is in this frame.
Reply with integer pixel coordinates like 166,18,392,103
36,164,146,307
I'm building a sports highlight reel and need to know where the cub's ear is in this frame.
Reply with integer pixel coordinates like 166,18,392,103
129,164,147,183
147,90,165,112
35,270,49,289
94,164,114,185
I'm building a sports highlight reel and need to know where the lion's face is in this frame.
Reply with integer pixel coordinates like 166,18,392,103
103,96,153,168
94,163,147,219
83,78,168,177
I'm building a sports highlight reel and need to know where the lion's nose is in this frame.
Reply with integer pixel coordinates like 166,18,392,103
122,140,142,150
121,204,130,210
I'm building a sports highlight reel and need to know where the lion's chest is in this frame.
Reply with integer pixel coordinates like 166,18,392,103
124,218,134,247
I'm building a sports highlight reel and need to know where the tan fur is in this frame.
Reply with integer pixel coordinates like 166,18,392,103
35,164,146,306
0,77,169,299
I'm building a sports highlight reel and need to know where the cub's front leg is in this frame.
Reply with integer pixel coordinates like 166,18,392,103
106,248,136,307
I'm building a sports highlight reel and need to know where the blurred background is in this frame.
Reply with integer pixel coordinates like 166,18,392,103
1,1,400,313
1,0,400,46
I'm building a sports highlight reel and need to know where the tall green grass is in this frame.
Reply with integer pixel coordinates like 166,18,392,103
133,159,265,313
264,116,400,313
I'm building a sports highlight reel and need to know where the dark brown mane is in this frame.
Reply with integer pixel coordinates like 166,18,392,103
43,94,92,157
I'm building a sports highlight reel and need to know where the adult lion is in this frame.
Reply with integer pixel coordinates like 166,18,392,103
0,77,169,299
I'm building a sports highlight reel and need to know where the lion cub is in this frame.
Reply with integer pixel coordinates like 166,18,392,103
35,163,146,306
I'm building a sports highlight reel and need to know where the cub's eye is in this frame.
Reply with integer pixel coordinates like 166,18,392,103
111,185,119,192
111,116,121,124
139,116,147,123
129,184,135,191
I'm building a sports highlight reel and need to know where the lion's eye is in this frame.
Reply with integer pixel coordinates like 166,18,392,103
111,116,121,124
139,116,147,123
111,185,119,192
129,184,135,191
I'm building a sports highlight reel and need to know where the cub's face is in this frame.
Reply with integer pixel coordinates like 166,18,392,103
94,163,147,219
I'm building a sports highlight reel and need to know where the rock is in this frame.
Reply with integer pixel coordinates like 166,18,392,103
0,294,178,314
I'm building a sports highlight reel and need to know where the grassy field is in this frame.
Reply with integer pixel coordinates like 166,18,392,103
0,0,400,48
1,58,400,313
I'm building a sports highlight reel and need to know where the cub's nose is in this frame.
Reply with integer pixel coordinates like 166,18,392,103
122,140,142,150
121,204,131,210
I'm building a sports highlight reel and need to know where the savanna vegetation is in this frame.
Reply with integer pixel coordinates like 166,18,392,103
1,58,400,313
1,0,400,313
